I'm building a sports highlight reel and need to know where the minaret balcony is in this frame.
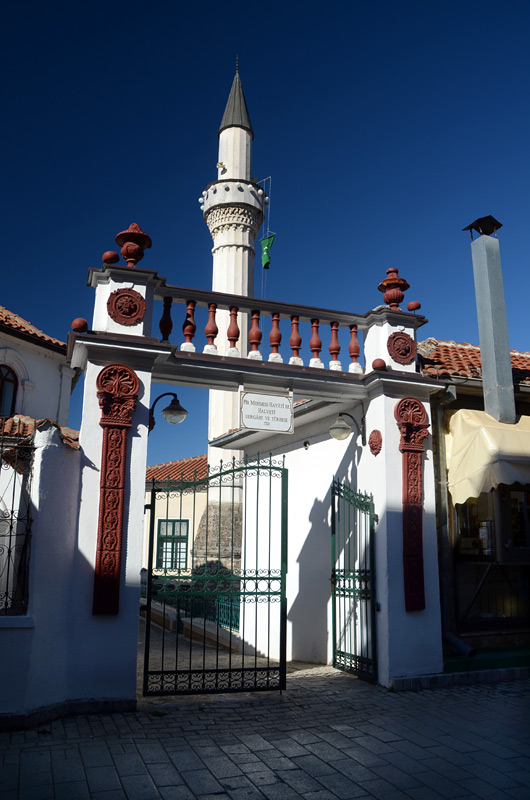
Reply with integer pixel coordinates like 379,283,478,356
201,179,266,219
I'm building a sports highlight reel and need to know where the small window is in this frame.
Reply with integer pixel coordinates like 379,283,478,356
454,485,530,563
452,487,530,632
157,520,189,571
0,366,17,418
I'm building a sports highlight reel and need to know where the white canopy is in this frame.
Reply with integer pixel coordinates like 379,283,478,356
445,409,530,505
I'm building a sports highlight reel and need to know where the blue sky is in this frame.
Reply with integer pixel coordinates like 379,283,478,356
3,1,530,465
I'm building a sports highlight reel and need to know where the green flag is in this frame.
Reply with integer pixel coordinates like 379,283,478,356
260,234,276,269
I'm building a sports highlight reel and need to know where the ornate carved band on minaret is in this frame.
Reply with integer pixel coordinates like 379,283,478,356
394,397,429,612
93,364,139,615
204,205,263,238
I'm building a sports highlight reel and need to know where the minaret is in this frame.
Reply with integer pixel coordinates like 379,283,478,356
201,67,266,461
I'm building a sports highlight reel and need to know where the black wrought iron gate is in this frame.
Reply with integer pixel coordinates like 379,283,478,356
142,455,287,695
331,479,378,681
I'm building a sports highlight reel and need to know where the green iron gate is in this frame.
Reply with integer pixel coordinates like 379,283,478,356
143,455,287,695
331,479,378,682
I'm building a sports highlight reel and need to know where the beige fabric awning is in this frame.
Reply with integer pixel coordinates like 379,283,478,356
445,409,530,505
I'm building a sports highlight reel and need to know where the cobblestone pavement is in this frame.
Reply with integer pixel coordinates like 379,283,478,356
1,666,529,800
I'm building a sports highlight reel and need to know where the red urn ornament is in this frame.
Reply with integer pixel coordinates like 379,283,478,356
377,267,410,310
115,223,152,268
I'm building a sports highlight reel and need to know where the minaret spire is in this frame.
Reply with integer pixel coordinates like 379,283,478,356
218,64,253,139
200,69,266,461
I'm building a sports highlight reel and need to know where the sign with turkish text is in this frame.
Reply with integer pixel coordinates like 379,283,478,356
240,392,293,433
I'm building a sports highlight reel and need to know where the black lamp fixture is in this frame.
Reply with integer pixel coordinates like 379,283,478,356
329,412,365,445
149,392,188,432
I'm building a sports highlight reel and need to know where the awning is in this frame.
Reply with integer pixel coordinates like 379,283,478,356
445,409,530,505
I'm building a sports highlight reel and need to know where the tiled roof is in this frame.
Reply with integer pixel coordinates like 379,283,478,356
0,306,66,351
418,338,530,385
0,416,80,449
146,454,208,482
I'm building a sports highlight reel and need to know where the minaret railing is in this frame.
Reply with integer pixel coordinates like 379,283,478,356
154,285,367,373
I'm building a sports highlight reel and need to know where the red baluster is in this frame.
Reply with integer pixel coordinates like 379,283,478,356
309,319,323,367
248,310,262,359
181,300,196,351
204,303,218,352
227,306,240,353
159,296,173,342
269,312,282,362
329,321,341,369
348,324,363,373
289,315,302,364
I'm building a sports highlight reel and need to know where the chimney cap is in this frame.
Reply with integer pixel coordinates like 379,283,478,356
463,215,503,237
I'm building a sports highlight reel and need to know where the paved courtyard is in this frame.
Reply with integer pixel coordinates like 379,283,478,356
1,666,529,800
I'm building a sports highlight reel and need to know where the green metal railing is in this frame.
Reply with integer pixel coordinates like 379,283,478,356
143,454,287,696
331,479,378,682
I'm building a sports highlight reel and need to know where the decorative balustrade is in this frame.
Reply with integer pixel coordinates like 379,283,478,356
154,285,367,374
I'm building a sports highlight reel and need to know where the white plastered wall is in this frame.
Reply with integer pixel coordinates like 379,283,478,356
358,390,443,686
0,340,73,426
243,412,360,665
67,355,154,704
364,318,418,374
0,425,81,715
240,388,443,685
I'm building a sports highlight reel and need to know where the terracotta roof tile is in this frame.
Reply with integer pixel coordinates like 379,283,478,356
418,338,530,385
0,416,80,449
0,305,66,350
146,454,208,482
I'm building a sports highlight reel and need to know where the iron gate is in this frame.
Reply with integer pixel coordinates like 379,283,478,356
143,455,287,695
331,479,377,681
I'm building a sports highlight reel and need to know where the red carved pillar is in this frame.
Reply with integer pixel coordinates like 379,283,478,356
93,364,140,615
181,300,196,351
394,397,429,612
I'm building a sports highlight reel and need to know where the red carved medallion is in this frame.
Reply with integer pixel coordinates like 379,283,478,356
394,397,429,612
387,332,416,365
368,429,382,455
107,288,146,326
93,364,139,615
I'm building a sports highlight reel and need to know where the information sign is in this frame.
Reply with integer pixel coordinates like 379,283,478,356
240,392,294,433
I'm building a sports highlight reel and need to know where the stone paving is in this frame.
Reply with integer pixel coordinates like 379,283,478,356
1,666,529,800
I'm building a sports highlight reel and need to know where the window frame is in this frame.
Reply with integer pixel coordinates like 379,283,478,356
452,484,530,565
156,519,189,571
0,365,18,418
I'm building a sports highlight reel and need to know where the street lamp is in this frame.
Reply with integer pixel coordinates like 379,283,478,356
329,412,365,444
149,392,188,432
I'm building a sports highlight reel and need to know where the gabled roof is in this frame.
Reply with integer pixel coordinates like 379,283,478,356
0,305,66,353
219,70,253,138
146,454,208,482
418,338,530,386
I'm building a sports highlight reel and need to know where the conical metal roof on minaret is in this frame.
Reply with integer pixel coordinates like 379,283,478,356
218,63,254,139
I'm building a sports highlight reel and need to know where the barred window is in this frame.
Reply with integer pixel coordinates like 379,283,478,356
0,432,33,615
156,520,189,571
0,366,17,418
